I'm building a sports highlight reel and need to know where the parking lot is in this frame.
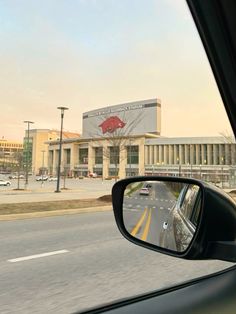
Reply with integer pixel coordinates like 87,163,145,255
0,177,115,204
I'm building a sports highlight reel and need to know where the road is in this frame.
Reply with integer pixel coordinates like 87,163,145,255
0,211,233,314
123,181,177,246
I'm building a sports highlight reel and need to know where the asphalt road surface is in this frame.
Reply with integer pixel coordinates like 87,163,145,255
0,211,233,314
123,181,177,246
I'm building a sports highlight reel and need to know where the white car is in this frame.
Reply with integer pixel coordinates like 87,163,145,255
36,176,48,181
139,187,150,196
48,177,58,181
0,179,11,186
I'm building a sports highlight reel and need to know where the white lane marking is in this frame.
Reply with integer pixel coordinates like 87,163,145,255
135,197,138,200
160,207,164,209
137,205,141,208
8,250,69,263
152,206,156,209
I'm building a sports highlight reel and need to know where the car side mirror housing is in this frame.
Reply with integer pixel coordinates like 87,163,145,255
112,176,236,262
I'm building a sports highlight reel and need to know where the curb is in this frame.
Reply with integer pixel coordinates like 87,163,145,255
0,205,112,221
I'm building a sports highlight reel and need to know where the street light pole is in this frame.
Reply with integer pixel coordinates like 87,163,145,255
41,150,45,187
24,120,34,189
55,106,69,193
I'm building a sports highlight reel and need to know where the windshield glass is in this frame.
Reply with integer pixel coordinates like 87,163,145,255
0,1,234,313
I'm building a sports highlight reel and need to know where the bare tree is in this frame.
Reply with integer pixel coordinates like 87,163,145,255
91,110,144,180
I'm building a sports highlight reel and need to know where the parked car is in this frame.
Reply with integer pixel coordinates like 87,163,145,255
9,174,24,179
88,172,98,178
0,179,11,186
36,176,48,181
48,177,58,182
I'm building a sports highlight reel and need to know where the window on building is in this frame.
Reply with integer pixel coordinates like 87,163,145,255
110,146,119,165
64,149,71,165
95,147,103,164
79,148,88,164
127,145,139,165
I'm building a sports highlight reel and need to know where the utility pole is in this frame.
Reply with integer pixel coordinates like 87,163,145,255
24,120,34,189
55,107,69,193
41,150,45,187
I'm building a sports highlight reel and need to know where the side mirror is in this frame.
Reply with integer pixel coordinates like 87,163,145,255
112,177,236,262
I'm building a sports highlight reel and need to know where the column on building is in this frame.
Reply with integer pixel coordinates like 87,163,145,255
173,145,177,164
149,145,153,165
231,144,236,165
70,144,79,175
184,145,188,165
53,148,59,176
88,142,95,174
213,144,218,165
139,138,145,176
168,145,173,165
207,144,212,165
145,146,149,165
196,144,200,165
201,144,205,165
219,144,224,164
179,145,184,165
190,145,194,165
102,144,109,179
159,145,163,164
153,146,157,164
119,144,126,179
48,149,54,175
225,144,230,165
164,145,168,164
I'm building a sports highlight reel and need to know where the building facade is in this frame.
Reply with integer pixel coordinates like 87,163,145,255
23,129,80,174
17,98,234,186
0,139,23,173
45,99,236,187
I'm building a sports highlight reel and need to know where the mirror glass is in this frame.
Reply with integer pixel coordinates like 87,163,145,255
123,180,202,252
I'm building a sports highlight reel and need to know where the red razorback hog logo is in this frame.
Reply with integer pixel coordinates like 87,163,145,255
99,116,126,134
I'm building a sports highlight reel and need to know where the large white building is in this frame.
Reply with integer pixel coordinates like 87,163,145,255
45,99,236,187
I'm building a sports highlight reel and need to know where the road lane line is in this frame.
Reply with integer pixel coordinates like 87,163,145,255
131,207,148,237
141,208,152,241
8,250,69,263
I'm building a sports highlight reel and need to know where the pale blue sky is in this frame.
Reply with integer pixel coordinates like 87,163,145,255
0,0,232,140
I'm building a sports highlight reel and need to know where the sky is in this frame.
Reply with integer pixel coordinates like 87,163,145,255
0,0,233,141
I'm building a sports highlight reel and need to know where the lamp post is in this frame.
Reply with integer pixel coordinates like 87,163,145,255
24,120,34,189
55,106,68,193
41,150,45,187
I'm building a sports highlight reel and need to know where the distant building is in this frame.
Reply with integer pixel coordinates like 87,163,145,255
23,129,80,174
0,139,23,172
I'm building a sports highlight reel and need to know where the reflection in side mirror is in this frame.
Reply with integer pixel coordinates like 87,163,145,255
123,180,202,253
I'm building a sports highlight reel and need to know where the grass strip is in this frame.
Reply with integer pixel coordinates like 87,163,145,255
0,198,111,215
126,182,143,196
